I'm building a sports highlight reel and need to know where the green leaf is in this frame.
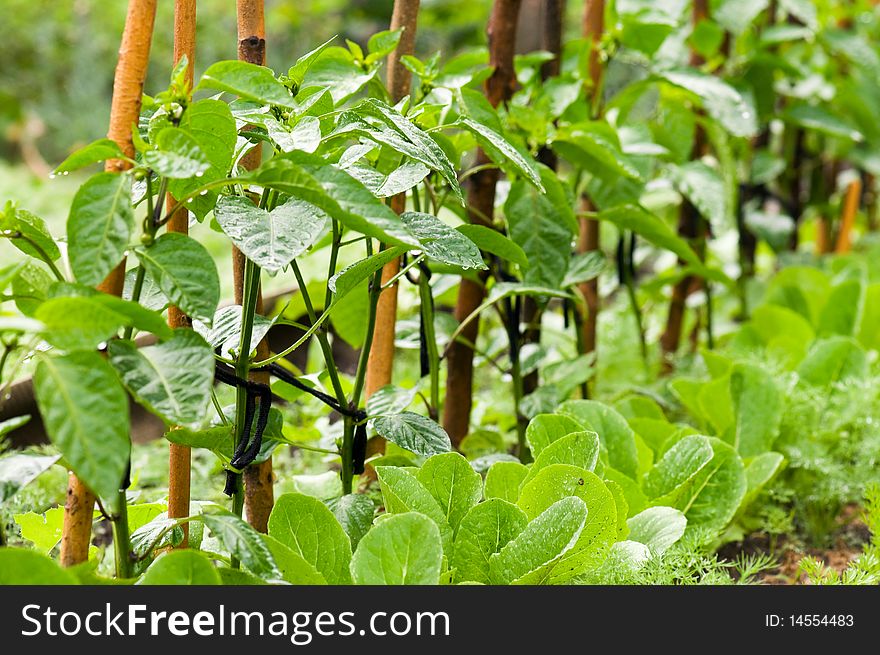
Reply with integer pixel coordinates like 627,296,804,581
453,499,528,584
553,122,642,182
521,431,601,488
660,70,758,138
198,506,281,580
0,452,59,504
34,352,130,513
267,492,352,584
303,47,376,104
0,205,60,262
198,60,296,108
14,508,65,552
35,296,127,351
459,117,543,190
797,337,867,387
0,548,78,585
329,246,408,297
11,262,51,316
288,37,337,85
525,414,584,458
350,512,443,585
559,400,640,479
517,465,618,582
143,128,210,179
670,161,726,230
728,363,782,457
783,104,862,142
562,251,605,287
366,29,402,62
740,451,785,511
489,496,587,585
139,550,221,585
54,138,125,174
818,279,864,337
135,233,220,324
643,435,713,499
326,494,375,550
215,195,328,273
505,174,574,289
67,172,133,286
108,329,214,427
455,224,527,268
400,212,485,270
484,461,529,503
194,305,274,359
371,412,452,458
375,466,453,555
416,452,483,534
261,534,328,584
626,506,687,556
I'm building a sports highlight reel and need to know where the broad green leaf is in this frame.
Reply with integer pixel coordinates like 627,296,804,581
267,492,352,584
350,512,443,585
34,352,130,513
261,534,328,584
714,0,770,34
288,37,336,85
135,233,220,324
455,224,527,268
0,452,59,504
326,494,375,549
606,479,630,539
198,60,296,108
797,337,867,387
660,70,758,138
108,329,214,427
818,280,864,337
517,465,618,581
559,400,640,479
14,507,65,552
198,506,281,580
626,506,687,556
143,128,210,179
728,363,782,457
375,466,453,555
553,123,642,182
521,431,601,487
35,296,126,351
265,115,322,153
54,138,125,174
453,499,528,584
489,496,587,585
740,451,785,511
139,550,221,585
366,28,402,62
365,384,417,417
858,284,880,350
525,414,584,457
194,304,274,359
0,548,78,585
670,161,726,230
604,468,648,517
459,117,543,190
562,251,605,287
123,267,167,311
650,438,746,535
643,435,713,500
416,452,483,533
484,461,529,503
67,172,133,286
0,205,60,262
215,195,328,273
783,104,862,142
505,174,574,289
303,47,376,104
371,412,452,458
329,247,407,297
597,205,729,286
11,262,51,316
765,266,830,325
400,212,485,270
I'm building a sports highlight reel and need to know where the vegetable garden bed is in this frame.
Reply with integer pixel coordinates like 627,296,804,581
0,0,878,588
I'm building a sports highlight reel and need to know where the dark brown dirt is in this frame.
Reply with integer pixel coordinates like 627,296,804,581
718,504,871,584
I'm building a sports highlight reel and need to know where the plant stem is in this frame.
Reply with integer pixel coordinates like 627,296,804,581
111,489,132,579
122,265,146,340
418,270,440,418
1,231,65,281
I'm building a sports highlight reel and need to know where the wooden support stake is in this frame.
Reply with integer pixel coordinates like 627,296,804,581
60,0,157,567
835,178,862,254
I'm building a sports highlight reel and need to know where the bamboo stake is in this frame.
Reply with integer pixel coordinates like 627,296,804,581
659,0,709,373
60,0,158,568
443,0,522,446
577,0,605,372
166,0,197,547
235,0,273,533
365,0,422,403
835,178,862,253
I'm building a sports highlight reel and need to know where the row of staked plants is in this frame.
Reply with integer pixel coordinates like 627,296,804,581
1,0,879,585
